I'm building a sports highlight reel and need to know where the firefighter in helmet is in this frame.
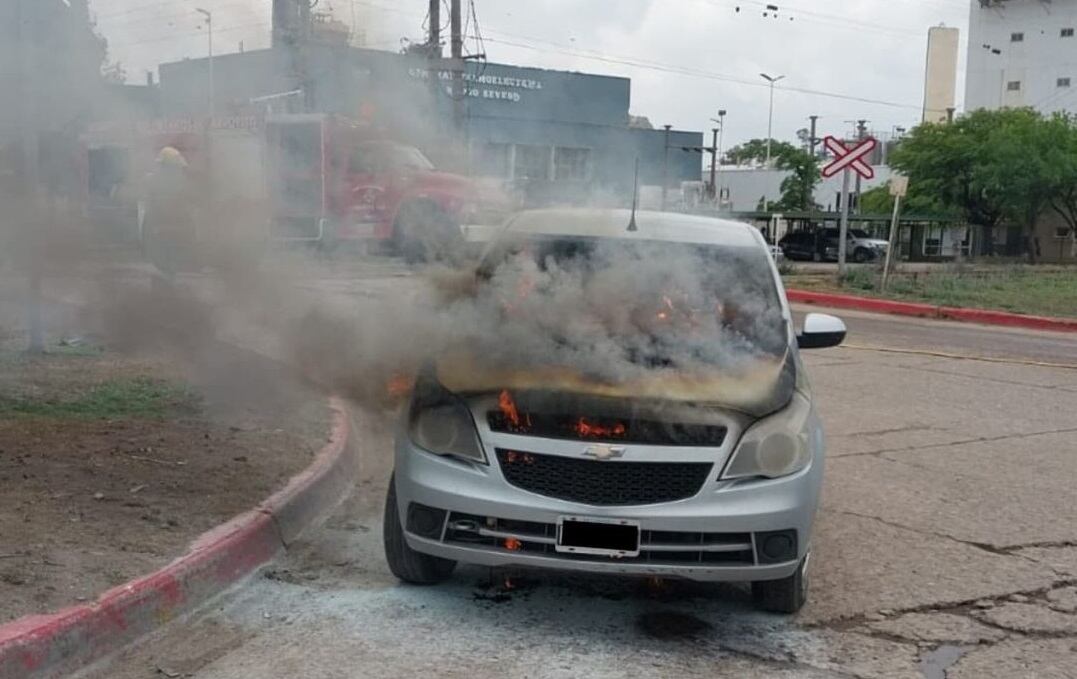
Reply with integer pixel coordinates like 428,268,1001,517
141,146,198,282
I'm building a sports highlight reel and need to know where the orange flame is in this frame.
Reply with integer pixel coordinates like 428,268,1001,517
498,390,521,428
505,451,535,465
504,538,522,551
386,374,414,398
574,417,626,439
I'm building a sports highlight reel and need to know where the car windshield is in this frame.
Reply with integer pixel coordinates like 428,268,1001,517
351,143,435,173
850,229,871,238
379,144,434,171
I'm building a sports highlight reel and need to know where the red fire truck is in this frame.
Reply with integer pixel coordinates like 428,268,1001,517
82,114,510,261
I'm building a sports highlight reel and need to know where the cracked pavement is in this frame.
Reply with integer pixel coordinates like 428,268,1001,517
83,269,1077,679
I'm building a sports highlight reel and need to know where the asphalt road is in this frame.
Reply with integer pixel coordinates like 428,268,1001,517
84,272,1077,679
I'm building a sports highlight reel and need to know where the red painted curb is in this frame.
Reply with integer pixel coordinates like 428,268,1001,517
0,398,355,679
787,289,1077,333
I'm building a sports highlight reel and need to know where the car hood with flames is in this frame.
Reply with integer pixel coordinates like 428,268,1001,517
433,344,795,419
425,214,798,419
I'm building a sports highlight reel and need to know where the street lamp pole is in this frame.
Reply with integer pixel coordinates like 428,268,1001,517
709,109,727,207
760,73,785,169
760,73,785,215
196,8,214,118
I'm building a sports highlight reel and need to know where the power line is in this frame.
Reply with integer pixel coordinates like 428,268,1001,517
475,34,925,113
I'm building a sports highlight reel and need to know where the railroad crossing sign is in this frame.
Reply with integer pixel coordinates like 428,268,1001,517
821,136,877,180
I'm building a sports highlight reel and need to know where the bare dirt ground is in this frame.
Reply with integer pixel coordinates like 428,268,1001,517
0,326,329,623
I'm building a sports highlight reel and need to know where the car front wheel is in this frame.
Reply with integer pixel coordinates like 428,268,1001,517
383,475,456,585
751,555,809,614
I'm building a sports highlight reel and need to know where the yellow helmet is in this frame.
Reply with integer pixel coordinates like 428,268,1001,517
156,146,188,168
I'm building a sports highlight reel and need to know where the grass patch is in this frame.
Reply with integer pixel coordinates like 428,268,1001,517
0,377,199,420
786,269,1077,318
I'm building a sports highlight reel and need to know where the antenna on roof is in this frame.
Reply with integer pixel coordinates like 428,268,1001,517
627,157,640,232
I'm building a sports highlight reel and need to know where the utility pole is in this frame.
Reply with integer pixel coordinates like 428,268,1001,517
806,114,819,211
450,0,465,134
854,119,868,215
709,127,719,202
661,124,672,211
13,0,43,352
710,109,727,207
196,8,214,118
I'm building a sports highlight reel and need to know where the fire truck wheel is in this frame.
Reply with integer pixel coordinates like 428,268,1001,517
394,201,461,264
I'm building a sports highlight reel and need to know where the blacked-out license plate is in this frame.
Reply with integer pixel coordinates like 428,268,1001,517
556,516,640,557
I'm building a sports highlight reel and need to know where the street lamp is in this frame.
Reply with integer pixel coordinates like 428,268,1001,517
196,8,214,117
709,109,727,206
759,73,785,169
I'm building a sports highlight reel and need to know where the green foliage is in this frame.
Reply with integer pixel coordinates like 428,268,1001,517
787,269,1077,317
838,268,878,292
726,139,821,211
0,377,198,419
891,108,1077,261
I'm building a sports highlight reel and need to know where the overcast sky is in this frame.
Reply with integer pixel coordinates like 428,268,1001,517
92,0,971,147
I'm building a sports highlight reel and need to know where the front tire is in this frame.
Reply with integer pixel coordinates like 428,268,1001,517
853,248,872,263
383,475,456,585
752,556,809,614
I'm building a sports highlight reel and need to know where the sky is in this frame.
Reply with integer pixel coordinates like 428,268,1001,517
91,0,971,147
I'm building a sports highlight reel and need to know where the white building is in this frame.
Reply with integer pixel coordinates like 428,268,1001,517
965,0,1077,114
924,26,960,123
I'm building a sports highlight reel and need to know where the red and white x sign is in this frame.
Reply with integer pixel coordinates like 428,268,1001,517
821,136,877,180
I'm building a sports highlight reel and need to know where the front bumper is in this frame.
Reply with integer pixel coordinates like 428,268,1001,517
393,430,824,583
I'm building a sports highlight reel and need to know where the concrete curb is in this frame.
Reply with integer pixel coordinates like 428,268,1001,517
0,397,356,679
787,289,1077,333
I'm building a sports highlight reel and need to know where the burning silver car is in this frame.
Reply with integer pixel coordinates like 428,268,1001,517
383,209,846,613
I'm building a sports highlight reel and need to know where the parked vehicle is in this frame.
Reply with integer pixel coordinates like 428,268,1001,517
779,228,888,263
383,208,847,613
81,115,511,262
267,116,511,260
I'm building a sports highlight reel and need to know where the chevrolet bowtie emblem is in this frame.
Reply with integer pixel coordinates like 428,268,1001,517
583,444,626,460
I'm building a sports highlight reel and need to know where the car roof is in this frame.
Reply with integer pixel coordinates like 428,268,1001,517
501,209,766,249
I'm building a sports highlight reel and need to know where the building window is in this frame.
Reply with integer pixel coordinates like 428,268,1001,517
1056,226,1074,240
1059,78,1072,88
1063,28,1075,38
1010,32,1024,42
513,145,550,181
475,143,511,178
1007,80,1022,91
553,147,592,181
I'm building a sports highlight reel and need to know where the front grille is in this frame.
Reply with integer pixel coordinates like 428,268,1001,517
496,449,712,506
487,411,726,447
442,511,755,566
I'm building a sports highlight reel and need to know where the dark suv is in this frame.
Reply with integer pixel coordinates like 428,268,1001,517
780,229,887,262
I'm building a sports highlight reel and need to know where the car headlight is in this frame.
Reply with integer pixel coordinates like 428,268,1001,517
721,392,812,480
408,373,487,464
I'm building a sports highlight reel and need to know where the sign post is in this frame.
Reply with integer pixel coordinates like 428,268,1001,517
821,135,877,277
881,174,909,292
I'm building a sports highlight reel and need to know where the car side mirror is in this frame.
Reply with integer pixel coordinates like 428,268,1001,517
797,313,847,349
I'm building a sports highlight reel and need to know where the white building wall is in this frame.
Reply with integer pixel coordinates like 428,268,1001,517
715,167,893,213
966,0,1077,114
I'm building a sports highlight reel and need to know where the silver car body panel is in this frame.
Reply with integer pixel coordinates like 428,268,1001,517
393,209,825,583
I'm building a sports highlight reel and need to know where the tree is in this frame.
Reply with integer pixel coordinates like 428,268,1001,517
889,108,1052,258
725,139,821,211
858,181,953,216
978,108,1054,262
1042,113,1077,247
